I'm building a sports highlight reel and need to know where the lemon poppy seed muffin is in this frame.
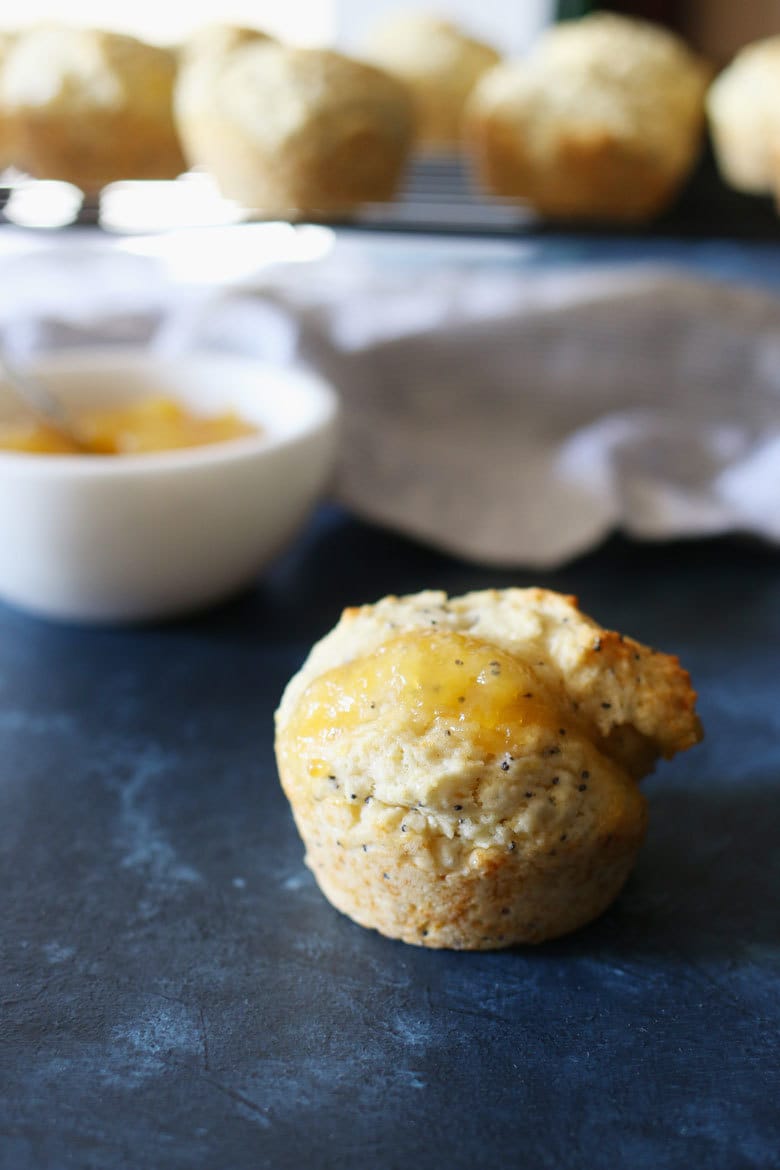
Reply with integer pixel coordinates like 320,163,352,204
1,24,184,192
275,588,702,950
174,41,414,217
707,37,780,195
363,13,500,151
465,13,710,222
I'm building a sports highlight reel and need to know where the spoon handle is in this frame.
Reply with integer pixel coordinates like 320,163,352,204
0,354,89,451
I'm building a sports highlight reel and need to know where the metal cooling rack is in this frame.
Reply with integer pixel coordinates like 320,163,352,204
1,150,779,240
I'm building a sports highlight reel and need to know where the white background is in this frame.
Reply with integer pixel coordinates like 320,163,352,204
2,0,553,52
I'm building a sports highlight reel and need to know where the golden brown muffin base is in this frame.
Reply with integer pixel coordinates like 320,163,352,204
178,112,410,217
712,123,774,196
409,92,467,152
467,116,701,223
9,107,185,192
286,786,648,950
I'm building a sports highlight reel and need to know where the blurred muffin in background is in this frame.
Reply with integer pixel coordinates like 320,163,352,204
362,12,500,151
707,36,780,195
0,31,18,170
180,23,275,65
1,25,184,192
174,41,414,218
174,23,275,173
465,12,710,222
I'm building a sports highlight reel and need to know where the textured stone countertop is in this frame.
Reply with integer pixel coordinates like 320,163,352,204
1,504,779,1170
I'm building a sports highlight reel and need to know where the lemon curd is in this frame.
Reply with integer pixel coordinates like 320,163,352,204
0,396,259,455
287,630,568,776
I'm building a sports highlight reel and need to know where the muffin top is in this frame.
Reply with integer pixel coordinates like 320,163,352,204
468,13,709,154
179,22,274,65
1,24,177,114
187,42,413,153
174,23,274,125
363,13,500,92
276,589,701,858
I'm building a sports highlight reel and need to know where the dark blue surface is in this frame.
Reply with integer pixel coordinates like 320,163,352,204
1,504,779,1170
366,230,780,297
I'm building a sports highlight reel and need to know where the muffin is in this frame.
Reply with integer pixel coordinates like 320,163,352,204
179,23,274,65
275,588,702,950
362,13,500,151
707,36,780,195
1,24,184,192
174,42,414,217
465,13,710,222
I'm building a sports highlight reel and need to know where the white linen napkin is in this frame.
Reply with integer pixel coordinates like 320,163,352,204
1,230,778,567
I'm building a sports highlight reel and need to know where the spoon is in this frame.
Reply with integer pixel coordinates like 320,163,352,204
0,353,91,452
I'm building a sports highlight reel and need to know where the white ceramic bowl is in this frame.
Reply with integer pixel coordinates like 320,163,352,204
0,349,339,623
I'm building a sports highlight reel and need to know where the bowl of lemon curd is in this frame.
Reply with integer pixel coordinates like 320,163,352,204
0,349,339,622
